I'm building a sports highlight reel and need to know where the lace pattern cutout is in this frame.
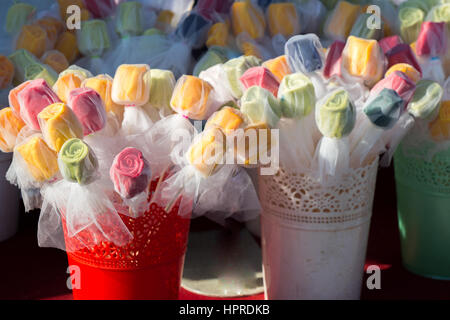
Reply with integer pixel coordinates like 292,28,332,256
64,178,191,270
259,160,379,231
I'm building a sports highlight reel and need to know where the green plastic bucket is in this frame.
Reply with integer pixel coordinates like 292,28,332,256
394,143,450,279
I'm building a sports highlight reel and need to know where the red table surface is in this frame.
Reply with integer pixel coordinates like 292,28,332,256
0,165,449,300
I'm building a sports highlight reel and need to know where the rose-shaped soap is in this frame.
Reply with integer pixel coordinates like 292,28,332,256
110,147,151,199
323,41,345,79
408,80,443,120
324,1,360,41
371,71,417,103
285,34,324,74
68,88,107,135
15,25,47,59
379,35,403,54
316,89,356,138
399,7,424,44
170,75,215,120
415,22,448,57
385,44,422,74
187,127,226,177
364,89,404,129
241,86,281,128
53,65,93,103
0,55,14,89
240,66,280,97
205,107,245,134
206,23,229,48
426,3,450,25
240,41,263,60
16,135,58,182
278,73,316,119
55,32,79,63
224,55,261,99
59,138,98,185
231,1,266,39
41,50,69,74
262,55,292,83
111,64,151,107
18,79,61,130
116,1,143,37
342,36,385,87
267,3,300,38
38,103,84,152
8,49,40,85
82,75,124,121
5,3,36,35
385,63,421,83
0,107,26,153
78,19,111,57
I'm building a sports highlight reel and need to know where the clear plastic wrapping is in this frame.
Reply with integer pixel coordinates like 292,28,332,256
110,147,152,216
285,34,324,74
199,63,236,106
385,63,422,83
415,21,448,57
193,47,228,77
223,55,261,99
371,70,417,103
174,11,212,49
262,55,292,83
385,43,422,75
170,75,218,120
5,2,36,35
315,88,356,181
379,35,403,54
266,2,300,38
77,19,111,58
115,1,144,38
142,69,175,118
82,74,124,123
324,1,361,42
38,102,84,152
408,79,444,120
41,50,69,74
241,86,281,128
68,88,108,136
55,31,79,64
15,25,48,59
350,89,404,166
39,138,132,251
295,0,326,35
0,107,26,153
6,133,59,211
8,49,40,85
323,41,345,79
399,6,424,44
341,36,386,88
230,0,266,39
17,79,61,131
53,65,93,103
111,64,150,107
239,66,280,97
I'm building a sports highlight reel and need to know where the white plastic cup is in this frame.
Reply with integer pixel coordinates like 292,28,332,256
259,159,379,300
0,152,20,242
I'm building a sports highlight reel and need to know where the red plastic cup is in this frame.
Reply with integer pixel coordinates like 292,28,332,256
63,179,191,300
